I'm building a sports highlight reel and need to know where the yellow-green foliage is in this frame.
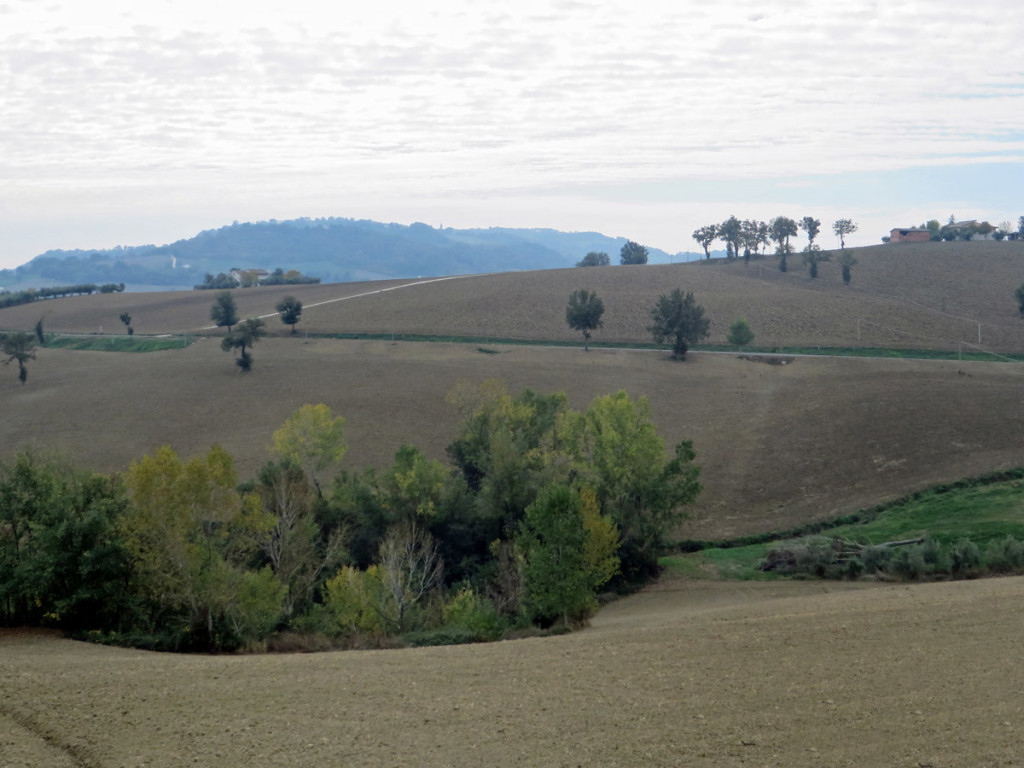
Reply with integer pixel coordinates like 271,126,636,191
324,565,386,638
580,487,621,589
271,404,347,487
381,445,449,520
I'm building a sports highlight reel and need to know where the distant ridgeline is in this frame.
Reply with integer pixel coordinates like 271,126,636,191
0,217,687,292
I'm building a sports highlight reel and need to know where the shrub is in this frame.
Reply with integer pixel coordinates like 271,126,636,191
442,585,507,641
861,545,893,574
891,545,927,580
951,538,982,576
984,535,1024,573
323,565,387,639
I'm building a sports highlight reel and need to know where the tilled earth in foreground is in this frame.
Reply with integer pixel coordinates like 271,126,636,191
3,576,1023,768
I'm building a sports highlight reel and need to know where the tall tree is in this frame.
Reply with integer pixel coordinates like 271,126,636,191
717,216,742,260
576,251,610,267
740,220,761,264
832,218,858,249
1,331,37,384
1015,283,1024,319
802,246,829,278
119,311,134,336
276,295,303,334
375,520,444,633
271,403,348,495
648,288,710,360
210,291,239,332
619,241,648,265
799,217,821,249
691,225,718,260
565,289,605,351
769,216,798,272
517,484,594,627
221,317,266,372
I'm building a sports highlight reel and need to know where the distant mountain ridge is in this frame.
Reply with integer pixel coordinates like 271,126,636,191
1,217,699,291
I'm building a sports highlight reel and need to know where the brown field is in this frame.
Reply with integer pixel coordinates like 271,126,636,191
3,573,1024,767
3,241,1024,540
4,241,1024,351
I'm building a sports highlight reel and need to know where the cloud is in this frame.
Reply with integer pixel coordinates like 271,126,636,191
1,0,1022,265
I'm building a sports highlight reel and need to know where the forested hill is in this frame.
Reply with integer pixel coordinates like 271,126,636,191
1,217,691,290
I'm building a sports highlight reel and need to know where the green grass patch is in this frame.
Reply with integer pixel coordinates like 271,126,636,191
664,471,1024,580
314,332,1024,363
44,335,195,352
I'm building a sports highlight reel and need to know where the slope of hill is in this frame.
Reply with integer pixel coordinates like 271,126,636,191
4,576,1024,766
0,217,682,291
2,240,1023,541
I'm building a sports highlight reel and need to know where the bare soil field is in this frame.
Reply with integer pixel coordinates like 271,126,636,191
1,338,1022,540
4,241,1024,352
3,574,1023,767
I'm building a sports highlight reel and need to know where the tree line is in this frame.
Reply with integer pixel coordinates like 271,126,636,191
195,267,320,290
0,393,701,651
0,282,125,310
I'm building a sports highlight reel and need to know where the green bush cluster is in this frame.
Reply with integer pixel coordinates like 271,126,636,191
1,384,702,652
761,534,1024,582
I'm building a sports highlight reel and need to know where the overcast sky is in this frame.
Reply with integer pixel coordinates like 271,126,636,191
2,0,1023,269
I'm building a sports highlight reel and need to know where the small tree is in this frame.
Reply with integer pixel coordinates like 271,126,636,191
576,251,610,267
691,225,717,260
648,288,710,360
619,241,648,265
119,311,134,335
802,246,829,278
33,318,44,345
836,250,858,285
221,317,265,372
276,295,303,334
565,289,605,351
727,318,754,348
376,521,444,633
1015,284,1024,319
210,291,239,332
833,218,858,249
1,332,37,384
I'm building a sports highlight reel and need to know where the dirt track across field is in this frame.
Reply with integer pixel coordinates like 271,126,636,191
3,575,1024,768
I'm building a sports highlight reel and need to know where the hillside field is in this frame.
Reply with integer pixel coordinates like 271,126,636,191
3,241,1024,540
3,575,1024,767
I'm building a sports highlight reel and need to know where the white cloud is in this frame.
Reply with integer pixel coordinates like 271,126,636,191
1,0,1023,266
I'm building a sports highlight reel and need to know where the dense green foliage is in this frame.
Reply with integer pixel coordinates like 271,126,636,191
221,318,266,371
727,318,754,348
210,291,239,331
1,387,700,650
619,241,649,265
648,288,710,360
0,283,124,310
576,251,610,267
565,289,604,350
276,295,303,333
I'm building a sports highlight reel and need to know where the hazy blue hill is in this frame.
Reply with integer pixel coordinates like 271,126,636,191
1,217,696,291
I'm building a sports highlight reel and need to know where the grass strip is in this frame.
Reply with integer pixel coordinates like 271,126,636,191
43,335,195,352
313,333,1023,362
664,467,1024,580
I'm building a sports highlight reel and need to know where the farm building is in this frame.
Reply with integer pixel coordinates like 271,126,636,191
889,227,931,243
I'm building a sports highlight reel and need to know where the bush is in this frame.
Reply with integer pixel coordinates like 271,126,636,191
442,585,507,641
890,545,927,580
861,545,893,574
984,536,1024,573
951,538,982,576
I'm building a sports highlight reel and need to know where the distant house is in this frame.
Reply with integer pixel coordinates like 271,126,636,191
942,220,995,240
889,227,931,243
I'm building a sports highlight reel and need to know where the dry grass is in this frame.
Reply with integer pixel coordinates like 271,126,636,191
3,575,1024,767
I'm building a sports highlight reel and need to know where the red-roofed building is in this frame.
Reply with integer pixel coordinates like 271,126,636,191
889,227,931,243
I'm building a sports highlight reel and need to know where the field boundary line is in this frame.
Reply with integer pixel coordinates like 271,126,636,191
195,274,486,330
